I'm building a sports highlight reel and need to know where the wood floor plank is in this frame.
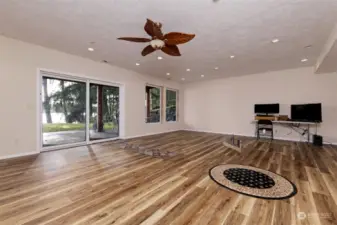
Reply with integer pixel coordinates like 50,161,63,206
295,180,322,225
305,166,330,195
0,131,336,225
245,199,275,225
80,176,188,225
166,182,219,225
233,196,256,217
273,201,293,225
312,193,337,225
183,183,222,225
206,190,240,225
309,147,331,174
223,211,245,225
152,186,205,225
293,160,308,182
322,173,337,206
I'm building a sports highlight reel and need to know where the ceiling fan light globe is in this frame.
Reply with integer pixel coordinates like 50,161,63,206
150,39,165,49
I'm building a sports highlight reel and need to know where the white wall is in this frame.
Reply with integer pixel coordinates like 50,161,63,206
0,35,185,158
184,67,337,143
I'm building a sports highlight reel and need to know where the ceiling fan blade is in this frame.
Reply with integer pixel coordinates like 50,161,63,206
142,45,156,56
144,19,156,37
153,25,164,40
117,37,151,43
164,32,195,45
161,45,181,56
144,19,164,40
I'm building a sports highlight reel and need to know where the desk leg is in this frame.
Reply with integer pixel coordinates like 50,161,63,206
255,123,258,139
307,124,310,143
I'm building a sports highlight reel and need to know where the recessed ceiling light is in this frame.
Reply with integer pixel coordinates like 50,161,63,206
136,63,140,66
214,67,219,70
271,39,279,43
301,58,308,62
230,55,235,59
186,69,191,72
201,75,205,78
181,78,185,81
166,73,170,76
88,47,94,52
157,56,163,60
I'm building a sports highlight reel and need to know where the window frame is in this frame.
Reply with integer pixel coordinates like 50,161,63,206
165,88,178,123
145,84,163,124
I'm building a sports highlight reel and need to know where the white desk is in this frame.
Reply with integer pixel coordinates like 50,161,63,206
253,120,317,125
252,120,319,142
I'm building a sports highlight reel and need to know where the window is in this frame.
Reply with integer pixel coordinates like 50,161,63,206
166,89,178,122
145,85,161,123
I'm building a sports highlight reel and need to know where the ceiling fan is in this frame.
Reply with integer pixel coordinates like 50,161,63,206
117,19,195,57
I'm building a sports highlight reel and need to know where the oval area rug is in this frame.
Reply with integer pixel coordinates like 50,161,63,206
209,164,297,200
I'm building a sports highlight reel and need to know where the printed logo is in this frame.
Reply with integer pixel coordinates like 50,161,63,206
297,212,307,220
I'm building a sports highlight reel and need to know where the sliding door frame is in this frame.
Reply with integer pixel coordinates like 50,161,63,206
87,80,123,145
37,68,124,152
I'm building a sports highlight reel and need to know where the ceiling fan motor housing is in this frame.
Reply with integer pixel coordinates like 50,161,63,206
150,39,165,49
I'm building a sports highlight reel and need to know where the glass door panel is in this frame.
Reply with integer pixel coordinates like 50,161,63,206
42,76,86,147
89,83,119,141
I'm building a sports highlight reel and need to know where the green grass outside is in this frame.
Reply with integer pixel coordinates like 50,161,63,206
43,123,115,132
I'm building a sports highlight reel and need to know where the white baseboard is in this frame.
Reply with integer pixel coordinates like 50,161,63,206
0,151,40,161
121,129,181,140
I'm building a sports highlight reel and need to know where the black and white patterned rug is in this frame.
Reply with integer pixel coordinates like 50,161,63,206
209,164,297,200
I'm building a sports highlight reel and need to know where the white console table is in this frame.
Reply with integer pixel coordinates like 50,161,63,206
252,120,319,142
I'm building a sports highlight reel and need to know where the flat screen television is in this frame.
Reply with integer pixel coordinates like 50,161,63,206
291,103,322,122
254,104,279,114
307,103,322,122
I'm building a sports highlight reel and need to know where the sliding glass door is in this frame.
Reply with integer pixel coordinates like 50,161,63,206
42,76,86,147
40,72,120,150
89,83,119,141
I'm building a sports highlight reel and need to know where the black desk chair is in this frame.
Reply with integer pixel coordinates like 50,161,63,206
256,120,273,140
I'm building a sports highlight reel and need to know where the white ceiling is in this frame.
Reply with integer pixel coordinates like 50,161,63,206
1,0,337,82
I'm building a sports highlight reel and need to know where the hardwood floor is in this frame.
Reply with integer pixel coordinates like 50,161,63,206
0,131,337,225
